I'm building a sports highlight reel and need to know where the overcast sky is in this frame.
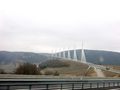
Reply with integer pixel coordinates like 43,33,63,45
0,0,120,53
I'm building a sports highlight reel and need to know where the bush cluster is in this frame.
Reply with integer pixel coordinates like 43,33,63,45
14,63,40,75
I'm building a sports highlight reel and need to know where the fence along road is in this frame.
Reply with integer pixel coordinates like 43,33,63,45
0,75,120,90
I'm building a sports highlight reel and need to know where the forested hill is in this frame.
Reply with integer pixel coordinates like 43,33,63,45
0,50,120,65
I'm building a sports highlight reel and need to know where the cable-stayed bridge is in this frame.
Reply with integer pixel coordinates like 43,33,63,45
0,47,120,90
52,48,120,76
0,48,120,90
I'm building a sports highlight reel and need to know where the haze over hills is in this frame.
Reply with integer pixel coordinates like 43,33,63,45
0,50,120,65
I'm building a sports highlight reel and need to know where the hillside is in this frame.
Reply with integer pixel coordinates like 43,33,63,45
84,50,120,65
0,51,50,72
0,51,49,64
40,60,120,77
0,50,120,73
0,50,120,65
40,59,90,76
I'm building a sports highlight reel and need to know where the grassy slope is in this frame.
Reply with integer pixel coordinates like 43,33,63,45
41,60,120,77
41,60,96,76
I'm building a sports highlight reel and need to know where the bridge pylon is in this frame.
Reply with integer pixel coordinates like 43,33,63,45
63,51,66,59
67,50,71,60
80,43,87,63
73,49,78,61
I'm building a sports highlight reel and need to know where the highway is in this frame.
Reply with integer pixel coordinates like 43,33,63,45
82,61,119,75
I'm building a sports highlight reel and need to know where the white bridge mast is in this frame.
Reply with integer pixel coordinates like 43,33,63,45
81,42,86,63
